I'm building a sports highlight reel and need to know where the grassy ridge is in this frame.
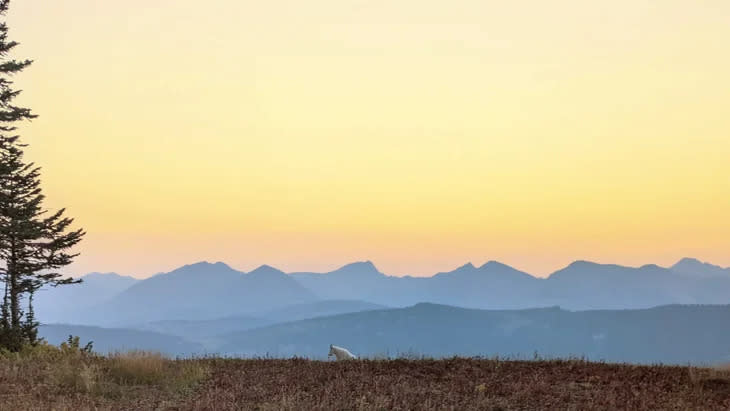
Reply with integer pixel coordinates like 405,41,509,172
1,348,729,410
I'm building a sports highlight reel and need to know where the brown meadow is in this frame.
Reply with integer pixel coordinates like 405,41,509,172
1,348,729,410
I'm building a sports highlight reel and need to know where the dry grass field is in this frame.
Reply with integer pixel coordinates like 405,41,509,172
1,345,729,410
187,358,730,410
0,341,208,410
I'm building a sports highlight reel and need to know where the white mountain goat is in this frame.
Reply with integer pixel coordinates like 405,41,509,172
328,344,357,360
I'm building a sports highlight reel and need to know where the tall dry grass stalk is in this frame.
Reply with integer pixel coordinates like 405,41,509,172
106,350,168,385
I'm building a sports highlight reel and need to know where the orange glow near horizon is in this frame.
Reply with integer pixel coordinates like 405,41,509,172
7,1,730,278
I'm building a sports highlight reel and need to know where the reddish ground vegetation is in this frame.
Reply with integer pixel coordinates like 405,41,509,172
186,358,730,410
2,353,729,410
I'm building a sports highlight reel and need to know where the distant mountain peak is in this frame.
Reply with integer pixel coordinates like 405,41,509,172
675,257,702,266
411,302,446,309
342,260,376,269
546,260,605,280
248,265,285,276
672,258,717,270
567,260,596,268
457,262,475,270
161,261,239,279
181,261,231,270
562,260,626,272
336,261,382,276
477,261,536,279
671,257,729,278
433,262,476,277
479,260,511,270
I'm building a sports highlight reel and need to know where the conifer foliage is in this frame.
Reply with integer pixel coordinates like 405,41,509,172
0,0,84,351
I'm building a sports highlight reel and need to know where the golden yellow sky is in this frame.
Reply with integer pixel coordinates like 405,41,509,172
7,1,730,278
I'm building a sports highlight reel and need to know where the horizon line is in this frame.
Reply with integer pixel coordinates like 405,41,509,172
79,256,724,281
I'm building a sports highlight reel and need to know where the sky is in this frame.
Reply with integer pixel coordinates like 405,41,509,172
6,0,730,278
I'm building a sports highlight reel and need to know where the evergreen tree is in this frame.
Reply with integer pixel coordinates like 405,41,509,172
0,0,84,350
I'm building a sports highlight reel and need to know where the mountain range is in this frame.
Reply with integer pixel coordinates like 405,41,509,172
217,303,730,365
30,257,730,364
39,303,730,364
36,257,730,327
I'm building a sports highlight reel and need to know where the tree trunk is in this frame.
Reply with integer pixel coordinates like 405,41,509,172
8,240,20,329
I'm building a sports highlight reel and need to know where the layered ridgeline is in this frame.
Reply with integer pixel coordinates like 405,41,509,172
291,258,730,309
38,303,730,364
32,258,730,363
36,257,730,327
217,303,730,365
64,263,318,326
